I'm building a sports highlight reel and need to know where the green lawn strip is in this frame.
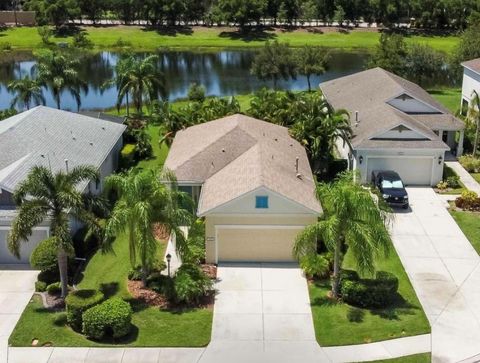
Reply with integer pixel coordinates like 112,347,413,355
135,125,169,172
367,353,431,363
310,239,430,346
471,173,480,184
0,26,460,52
437,164,467,195
429,88,462,114
450,209,480,254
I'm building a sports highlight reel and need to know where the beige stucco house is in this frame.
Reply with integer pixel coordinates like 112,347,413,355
164,114,322,264
320,67,465,186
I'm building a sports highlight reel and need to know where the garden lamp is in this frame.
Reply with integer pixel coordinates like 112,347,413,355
166,253,172,277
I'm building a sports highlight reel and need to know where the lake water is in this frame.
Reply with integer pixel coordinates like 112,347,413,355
0,50,371,111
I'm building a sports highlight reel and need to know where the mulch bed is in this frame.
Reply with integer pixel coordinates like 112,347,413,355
36,291,65,310
127,280,169,308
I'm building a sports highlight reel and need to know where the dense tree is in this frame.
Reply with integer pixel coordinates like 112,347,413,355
216,0,266,27
294,172,391,298
368,33,407,75
454,12,480,63
295,45,329,91
247,88,297,126
250,40,297,89
8,165,104,298
7,76,45,110
25,0,80,27
404,44,446,87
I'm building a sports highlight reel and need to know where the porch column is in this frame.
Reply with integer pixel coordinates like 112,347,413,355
457,130,464,157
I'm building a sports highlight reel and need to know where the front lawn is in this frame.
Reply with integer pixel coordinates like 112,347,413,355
429,88,461,114
370,353,431,363
309,239,430,346
450,209,480,254
472,173,480,184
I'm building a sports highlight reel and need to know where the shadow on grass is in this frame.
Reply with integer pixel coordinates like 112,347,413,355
369,293,420,321
100,282,120,298
380,28,457,38
141,26,193,37
219,27,276,42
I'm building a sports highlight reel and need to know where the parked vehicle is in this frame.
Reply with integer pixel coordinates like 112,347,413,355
372,170,409,209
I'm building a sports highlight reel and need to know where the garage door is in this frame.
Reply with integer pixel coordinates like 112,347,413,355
366,157,433,186
0,228,48,264
217,227,302,262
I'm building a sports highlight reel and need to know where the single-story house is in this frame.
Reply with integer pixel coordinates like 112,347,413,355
0,106,126,264
461,58,480,114
164,114,322,264
320,67,465,186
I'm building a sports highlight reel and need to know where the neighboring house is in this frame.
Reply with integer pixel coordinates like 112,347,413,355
0,106,126,264
164,114,322,264
461,58,480,114
320,67,465,186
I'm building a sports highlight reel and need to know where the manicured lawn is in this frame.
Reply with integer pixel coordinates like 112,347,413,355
429,88,462,114
135,125,169,172
450,209,480,254
309,239,430,346
369,353,431,363
437,165,466,195
0,26,460,52
472,173,480,184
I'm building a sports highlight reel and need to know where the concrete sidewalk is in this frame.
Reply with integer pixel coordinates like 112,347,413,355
446,161,480,194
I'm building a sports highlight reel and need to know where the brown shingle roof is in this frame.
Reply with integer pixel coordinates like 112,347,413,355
320,67,463,149
164,114,322,216
462,58,480,74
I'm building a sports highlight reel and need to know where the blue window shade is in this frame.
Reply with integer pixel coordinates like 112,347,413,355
255,196,269,209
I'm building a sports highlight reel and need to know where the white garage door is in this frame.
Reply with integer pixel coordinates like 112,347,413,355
0,228,48,264
366,157,433,186
216,227,303,263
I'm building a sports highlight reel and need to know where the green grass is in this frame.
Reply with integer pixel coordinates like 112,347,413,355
437,164,466,195
450,209,480,254
368,353,431,363
135,125,169,172
309,240,430,346
429,88,462,114
472,173,480,184
0,26,460,52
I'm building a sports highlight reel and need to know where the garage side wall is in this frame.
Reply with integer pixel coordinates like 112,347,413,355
205,215,317,263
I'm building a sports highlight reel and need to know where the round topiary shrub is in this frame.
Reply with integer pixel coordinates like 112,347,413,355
300,254,331,279
35,281,47,292
82,297,132,340
65,289,104,331
30,238,59,272
46,282,61,295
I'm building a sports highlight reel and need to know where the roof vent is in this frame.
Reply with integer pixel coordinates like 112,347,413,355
90,142,94,146
222,148,225,153
295,156,302,179
274,138,278,142
355,111,360,127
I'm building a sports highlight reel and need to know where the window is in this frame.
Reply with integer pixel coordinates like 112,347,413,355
255,196,269,209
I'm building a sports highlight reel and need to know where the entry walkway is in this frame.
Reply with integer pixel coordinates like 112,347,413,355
446,161,480,194
392,187,480,362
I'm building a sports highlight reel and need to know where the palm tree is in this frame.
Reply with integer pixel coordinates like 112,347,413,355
7,76,45,110
104,169,193,287
103,55,135,117
8,165,104,298
34,50,88,110
117,55,166,114
296,46,330,92
468,90,480,156
290,93,352,176
293,172,391,298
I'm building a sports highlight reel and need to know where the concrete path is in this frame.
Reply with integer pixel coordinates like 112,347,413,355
0,265,38,363
391,187,480,362
200,262,329,363
446,161,480,194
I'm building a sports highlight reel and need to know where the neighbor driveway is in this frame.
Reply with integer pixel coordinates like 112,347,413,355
0,266,38,363
391,187,480,362
200,263,329,363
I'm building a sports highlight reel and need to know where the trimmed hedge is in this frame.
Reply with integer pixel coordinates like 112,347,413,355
340,271,399,309
82,297,132,340
173,263,213,305
46,282,61,295
35,281,47,292
65,289,104,331
30,238,58,272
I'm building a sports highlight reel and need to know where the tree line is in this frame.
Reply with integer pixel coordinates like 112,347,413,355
2,0,480,29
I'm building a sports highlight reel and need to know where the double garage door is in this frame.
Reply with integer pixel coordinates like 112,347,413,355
0,228,47,264
216,227,302,262
366,157,433,186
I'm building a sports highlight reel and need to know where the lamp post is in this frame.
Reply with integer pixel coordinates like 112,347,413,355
166,253,172,277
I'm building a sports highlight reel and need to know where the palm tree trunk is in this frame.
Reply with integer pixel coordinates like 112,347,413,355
307,75,311,92
57,248,69,298
331,238,342,298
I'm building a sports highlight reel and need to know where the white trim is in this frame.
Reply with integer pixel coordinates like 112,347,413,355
368,121,433,141
214,224,305,264
356,147,448,152
462,64,480,77
206,213,317,218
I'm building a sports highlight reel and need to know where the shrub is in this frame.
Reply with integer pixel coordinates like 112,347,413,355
37,26,53,45
120,144,136,168
30,237,59,272
72,32,93,48
37,269,60,284
173,263,213,305
46,282,61,295
436,181,448,190
127,266,143,281
35,281,47,292
188,83,206,103
340,271,399,308
446,175,461,189
148,274,175,299
0,42,12,51
82,297,132,340
455,190,480,211
65,289,104,331
300,254,330,279
459,154,480,173
113,38,132,48
183,219,206,264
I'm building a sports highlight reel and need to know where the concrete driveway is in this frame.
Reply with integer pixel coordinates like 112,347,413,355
200,263,329,363
0,265,38,363
391,187,480,362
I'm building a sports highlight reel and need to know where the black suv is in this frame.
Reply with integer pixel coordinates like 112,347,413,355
371,170,409,209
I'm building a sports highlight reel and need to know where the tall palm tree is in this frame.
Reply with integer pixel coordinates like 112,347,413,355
468,90,480,156
293,172,391,298
102,55,135,117
34,50,88,110
117,55,165,114
290,93,352,176
7,76,45,110
8,165,104,298
104,169,193,287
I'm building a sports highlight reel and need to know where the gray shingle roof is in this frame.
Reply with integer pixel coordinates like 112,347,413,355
462,58,480,74
320,67,464,150
0,106,126,193
164,114,322,216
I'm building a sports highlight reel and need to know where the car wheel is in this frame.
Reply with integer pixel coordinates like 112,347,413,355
403,204,409,210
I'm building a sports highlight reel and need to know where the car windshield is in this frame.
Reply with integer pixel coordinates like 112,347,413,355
381,179,404,189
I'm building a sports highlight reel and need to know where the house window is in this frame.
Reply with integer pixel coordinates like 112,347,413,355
255,196,269,209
